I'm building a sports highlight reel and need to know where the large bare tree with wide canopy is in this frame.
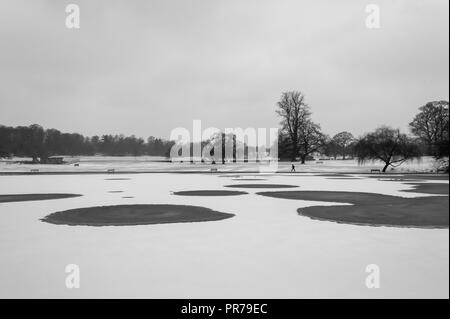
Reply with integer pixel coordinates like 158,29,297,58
276,91,324,163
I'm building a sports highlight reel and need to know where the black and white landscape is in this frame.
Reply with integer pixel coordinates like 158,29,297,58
0,0,448,299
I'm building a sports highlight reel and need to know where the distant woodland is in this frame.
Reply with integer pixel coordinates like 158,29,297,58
0,125,174,162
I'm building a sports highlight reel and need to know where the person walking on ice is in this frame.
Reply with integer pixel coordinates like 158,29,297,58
291,163,296,172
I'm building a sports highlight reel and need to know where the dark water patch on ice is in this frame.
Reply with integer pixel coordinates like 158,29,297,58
41,204,234,226
173,190,247,196
0,193,82,203
377,178,421,182
107,190,124,193
401,183,449,195
257,190,448,228
225,184,298,189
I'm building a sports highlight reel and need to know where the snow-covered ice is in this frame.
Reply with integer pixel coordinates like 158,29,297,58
0,156,440,173
0,172,448,298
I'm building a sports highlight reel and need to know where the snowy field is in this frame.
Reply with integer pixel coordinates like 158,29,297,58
0,156,441,173
0,172,448,298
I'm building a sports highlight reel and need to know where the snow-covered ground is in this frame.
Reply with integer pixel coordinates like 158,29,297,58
0,173,448,298
0,156,441,173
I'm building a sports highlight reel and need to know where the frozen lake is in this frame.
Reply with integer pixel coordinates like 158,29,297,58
0,156,440,173
0,172,448,298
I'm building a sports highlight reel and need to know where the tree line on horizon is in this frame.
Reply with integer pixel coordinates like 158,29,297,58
276,91,449,172
0,126,175,162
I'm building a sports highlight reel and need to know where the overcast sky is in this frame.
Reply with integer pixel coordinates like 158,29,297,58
0,0,448,139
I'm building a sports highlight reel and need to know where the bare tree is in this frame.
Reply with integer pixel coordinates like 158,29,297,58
323,135,339,159
409,101,449,158
275,91,311,161
332,131,355,159
298,120,325,164
355,126,420,172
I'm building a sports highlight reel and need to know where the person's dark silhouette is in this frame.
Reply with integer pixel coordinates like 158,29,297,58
291,164,296,172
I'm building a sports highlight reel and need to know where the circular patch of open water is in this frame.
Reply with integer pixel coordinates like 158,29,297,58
41,204,234,226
